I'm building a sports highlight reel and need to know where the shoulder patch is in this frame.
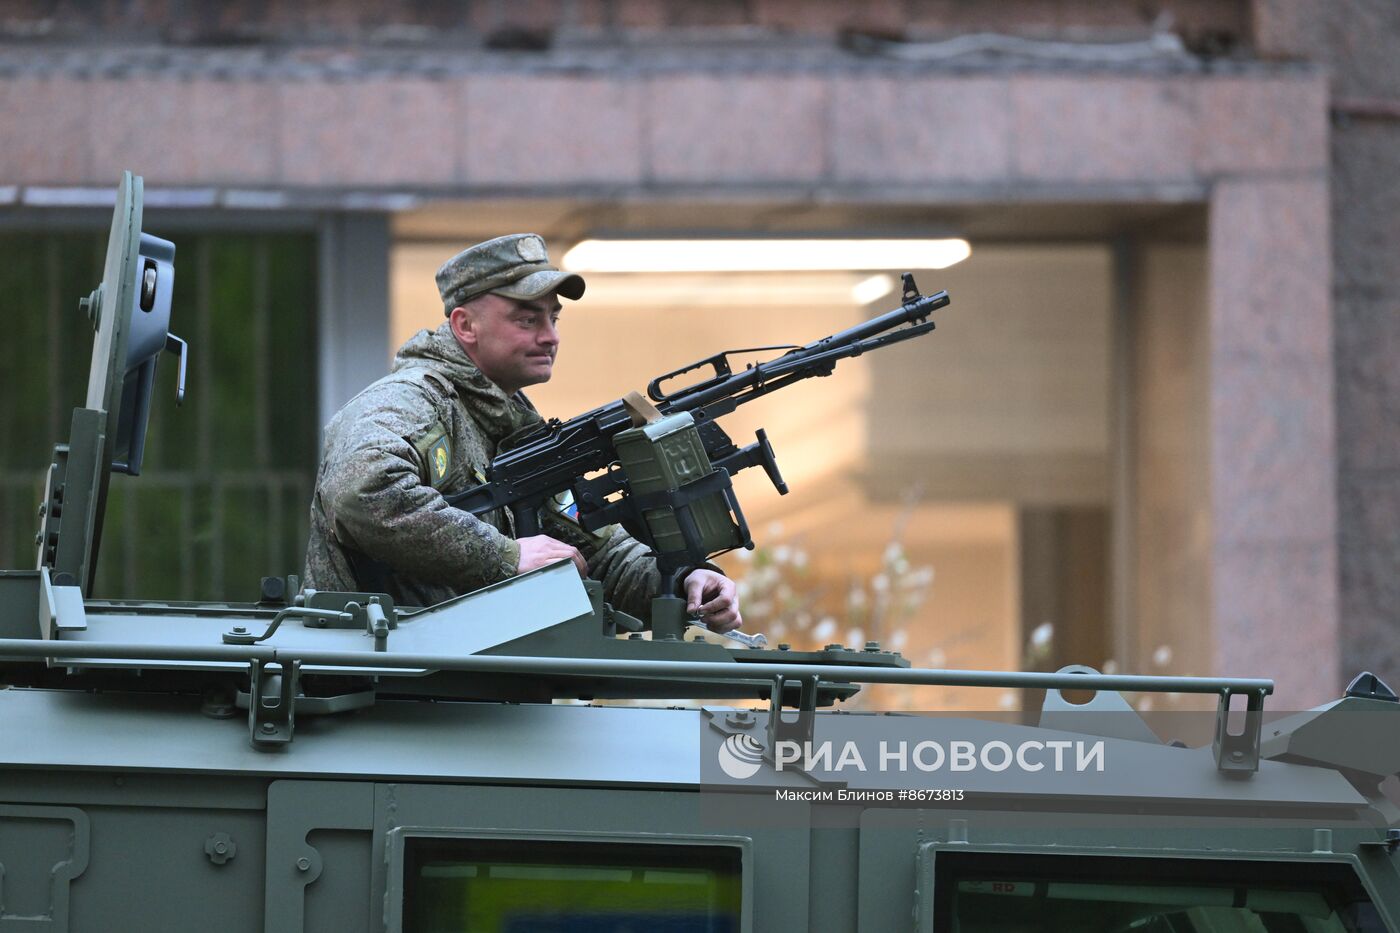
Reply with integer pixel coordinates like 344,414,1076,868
427,435,451,488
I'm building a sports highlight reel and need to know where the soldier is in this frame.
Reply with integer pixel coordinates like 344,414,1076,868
303,233,742,631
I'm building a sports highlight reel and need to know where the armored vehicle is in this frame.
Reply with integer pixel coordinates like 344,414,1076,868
2,174,1398,932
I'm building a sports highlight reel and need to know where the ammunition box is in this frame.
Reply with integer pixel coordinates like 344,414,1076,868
613,412,742,558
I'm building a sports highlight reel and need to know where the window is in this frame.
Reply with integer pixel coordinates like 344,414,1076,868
935,852,1386,933
401,837,742,933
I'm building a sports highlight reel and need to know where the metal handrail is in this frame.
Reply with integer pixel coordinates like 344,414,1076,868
0,638,1273,697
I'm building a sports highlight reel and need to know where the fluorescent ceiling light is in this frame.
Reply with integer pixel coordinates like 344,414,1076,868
578,272,898,307
562,238,971,273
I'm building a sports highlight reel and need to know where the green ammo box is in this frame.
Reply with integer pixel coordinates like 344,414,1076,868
612,412,743,558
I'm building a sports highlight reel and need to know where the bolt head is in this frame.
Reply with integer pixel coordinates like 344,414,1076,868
261,722,277,733
296,857,311,871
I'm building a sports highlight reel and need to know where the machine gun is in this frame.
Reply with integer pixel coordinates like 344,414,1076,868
446,274,950,632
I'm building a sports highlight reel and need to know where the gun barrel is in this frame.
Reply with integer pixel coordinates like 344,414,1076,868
659,289,949,417
802,289,949,352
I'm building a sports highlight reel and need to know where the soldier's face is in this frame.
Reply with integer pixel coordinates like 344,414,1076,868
451,293,562,394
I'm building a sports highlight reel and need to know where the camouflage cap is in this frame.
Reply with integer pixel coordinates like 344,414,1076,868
435,233,585,315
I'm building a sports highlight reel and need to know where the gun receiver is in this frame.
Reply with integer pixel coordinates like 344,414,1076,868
446,273,950,585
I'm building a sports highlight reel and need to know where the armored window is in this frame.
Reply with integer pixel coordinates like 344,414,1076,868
400,836,742,933
934,851,1386,933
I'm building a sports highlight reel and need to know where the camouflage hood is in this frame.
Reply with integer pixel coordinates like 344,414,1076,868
391,322,542,441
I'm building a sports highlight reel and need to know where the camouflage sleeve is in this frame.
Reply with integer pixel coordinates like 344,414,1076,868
584,525,663,620
319,383,519,591
538,509,658,620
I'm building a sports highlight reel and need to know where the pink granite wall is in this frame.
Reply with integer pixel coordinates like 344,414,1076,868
1209,180,1335,706
0,72,1328,197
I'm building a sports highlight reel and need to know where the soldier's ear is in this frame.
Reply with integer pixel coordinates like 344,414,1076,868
449,306,476,348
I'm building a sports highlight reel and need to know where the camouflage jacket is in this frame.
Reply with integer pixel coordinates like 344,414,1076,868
302,322,662,613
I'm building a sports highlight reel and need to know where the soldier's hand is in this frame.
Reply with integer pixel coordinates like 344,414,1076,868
684,569,742,633
516,535,588,577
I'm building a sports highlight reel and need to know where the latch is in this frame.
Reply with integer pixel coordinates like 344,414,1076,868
223,606,352,645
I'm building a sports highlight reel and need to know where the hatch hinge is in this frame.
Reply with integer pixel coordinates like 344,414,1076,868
1360,829,1400,854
